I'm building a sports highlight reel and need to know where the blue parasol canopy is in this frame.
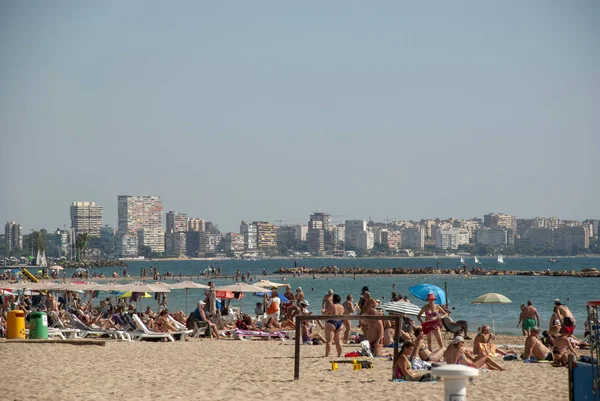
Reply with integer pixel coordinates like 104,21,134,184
408,284,447,305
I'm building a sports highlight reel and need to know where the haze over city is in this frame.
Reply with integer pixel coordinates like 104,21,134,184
1,1,598,233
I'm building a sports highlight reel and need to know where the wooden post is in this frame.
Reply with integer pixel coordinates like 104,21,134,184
294,315,301,380
392,315,401,381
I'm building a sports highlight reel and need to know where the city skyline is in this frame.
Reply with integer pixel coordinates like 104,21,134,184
2,197,599,236
1,2,598,233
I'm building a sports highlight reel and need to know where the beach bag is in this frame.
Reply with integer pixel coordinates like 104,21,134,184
267,300,279,314
419,373,435,382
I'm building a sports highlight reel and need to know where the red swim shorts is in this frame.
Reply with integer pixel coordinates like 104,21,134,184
422,320,441,335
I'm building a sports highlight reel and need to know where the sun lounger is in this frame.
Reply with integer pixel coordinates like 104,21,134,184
131,314,175,342
192,321,211,338
166,316,193,341
68,312,132,341
46,311,81,339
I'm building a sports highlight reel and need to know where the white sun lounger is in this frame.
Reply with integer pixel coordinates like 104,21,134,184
68,313,132,341
166,316,193,341
131,314,175,342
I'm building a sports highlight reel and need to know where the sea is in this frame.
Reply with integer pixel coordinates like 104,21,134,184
78,256,599,336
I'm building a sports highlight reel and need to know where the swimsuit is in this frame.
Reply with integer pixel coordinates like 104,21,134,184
422,319,441,335
523,318,537,330
327,320,343,331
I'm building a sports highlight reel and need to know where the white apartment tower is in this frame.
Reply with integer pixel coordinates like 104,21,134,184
117,195,164,253
5,221,23,251
70,202,103,237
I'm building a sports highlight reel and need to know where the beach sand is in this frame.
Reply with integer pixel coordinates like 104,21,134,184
1,335,568,401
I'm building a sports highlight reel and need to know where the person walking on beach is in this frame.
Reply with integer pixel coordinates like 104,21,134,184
324,294,345,357
521,300,540,336
342,294,356,344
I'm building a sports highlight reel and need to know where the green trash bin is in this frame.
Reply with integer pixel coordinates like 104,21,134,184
29,311,49,340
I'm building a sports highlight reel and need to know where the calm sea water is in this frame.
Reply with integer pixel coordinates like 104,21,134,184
82,256,599,335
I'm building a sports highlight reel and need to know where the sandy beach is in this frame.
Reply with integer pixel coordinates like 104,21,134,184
1,334,568,401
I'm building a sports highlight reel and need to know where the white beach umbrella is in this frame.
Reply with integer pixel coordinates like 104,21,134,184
471,293,512,335
168,281,210,313
117,283,171,293
49,265,64,270
378,301,422,317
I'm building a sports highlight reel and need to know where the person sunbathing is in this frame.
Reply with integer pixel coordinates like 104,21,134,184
172,310,187,325
413,327,445,362
445,336,504,370
153,310,178,333
473,325,515,357
522,327,553,361
301,320,325,344
236,314,256,330
395,341,431,381
551,328,579,367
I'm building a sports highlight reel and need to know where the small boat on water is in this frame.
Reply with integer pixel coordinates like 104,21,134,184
497,255,505,264
548,258,560,263
474,256,480,264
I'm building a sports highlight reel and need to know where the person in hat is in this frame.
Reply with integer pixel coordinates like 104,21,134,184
417,293,447,352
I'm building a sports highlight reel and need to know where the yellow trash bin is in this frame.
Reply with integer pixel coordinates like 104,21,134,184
7,310,26,339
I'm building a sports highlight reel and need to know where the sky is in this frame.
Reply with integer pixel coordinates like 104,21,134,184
1,1,598,233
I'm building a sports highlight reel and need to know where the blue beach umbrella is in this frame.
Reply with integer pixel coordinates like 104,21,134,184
409,284,447,305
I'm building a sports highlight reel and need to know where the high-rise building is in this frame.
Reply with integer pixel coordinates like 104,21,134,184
100,225,115,257
222,232,244,252
255,221,277,250
402,227,425,249
381,230,402,249
306,229,325,255
187,218,206,232
5,222,23,252
483,213,517,235
344,220,373,250
70,202,103,237
309,212,330,231
166,211,188,233
117,195,164,254
116,233,138,258
436,228,470,250
165,232,187,257
240,221,257,250
475,228,511,247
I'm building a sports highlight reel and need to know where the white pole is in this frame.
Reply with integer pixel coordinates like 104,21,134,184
432,365,479,401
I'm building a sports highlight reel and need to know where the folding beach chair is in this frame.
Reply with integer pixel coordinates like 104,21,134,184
441,317,464,340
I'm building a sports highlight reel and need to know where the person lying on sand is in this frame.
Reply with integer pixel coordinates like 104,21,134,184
445,336,504,371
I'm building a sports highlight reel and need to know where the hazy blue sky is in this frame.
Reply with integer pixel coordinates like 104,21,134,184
1,1,598,233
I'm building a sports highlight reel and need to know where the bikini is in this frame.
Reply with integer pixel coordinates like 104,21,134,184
422,310,441,334
327,319,343,331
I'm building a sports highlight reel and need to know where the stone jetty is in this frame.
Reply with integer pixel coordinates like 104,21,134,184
275,266,600,278
56,260,128,269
